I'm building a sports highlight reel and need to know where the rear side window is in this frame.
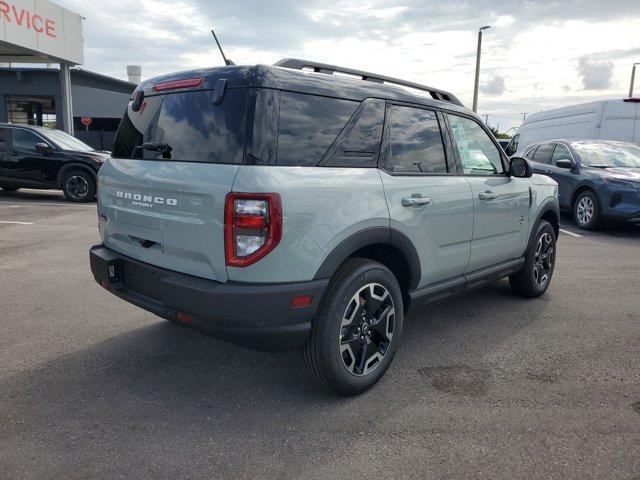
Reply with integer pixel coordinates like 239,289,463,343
385,105,448,174
112,89,247,163
531,143,554,164
322,98,385,168
277,92,358,166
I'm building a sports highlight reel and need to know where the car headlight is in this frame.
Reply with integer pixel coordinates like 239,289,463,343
602,177,638,190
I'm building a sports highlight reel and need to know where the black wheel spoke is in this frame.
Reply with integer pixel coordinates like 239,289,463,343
354,338,373,374
362,290,384,317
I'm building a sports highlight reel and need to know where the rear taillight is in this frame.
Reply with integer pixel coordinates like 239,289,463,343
225,193,282,267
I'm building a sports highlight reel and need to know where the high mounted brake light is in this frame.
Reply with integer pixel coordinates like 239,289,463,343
225,193,282,267
153,77,204,92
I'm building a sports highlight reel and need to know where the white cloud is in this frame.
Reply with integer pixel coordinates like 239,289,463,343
54,0,640,132
578,57,614,90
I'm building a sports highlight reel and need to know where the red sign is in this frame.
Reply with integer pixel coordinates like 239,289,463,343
0,1,57,38
80,117,92,127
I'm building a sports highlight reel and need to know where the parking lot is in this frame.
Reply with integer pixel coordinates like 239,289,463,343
1,189,639,479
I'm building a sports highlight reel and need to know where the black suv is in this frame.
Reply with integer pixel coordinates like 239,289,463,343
0,123,108,202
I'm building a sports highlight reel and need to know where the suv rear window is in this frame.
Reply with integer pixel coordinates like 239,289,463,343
112,89,247,164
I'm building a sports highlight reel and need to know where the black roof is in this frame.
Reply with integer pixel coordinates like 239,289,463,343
138,61,470,115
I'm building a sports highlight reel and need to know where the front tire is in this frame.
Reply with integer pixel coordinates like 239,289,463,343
509,220,556,298
302,258,404,395
573,190,600,230
62,170,96,202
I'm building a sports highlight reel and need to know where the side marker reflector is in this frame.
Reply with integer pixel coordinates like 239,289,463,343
292,295,313,308
176,312,193,323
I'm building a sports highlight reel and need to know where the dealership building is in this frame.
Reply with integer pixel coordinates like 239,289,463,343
0,66,136,150
1,0,138,150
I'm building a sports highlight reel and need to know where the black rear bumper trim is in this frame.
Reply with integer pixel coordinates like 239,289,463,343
90,245,329,352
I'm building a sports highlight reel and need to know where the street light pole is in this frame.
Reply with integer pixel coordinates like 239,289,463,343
472,25,491,112
629,63,639,98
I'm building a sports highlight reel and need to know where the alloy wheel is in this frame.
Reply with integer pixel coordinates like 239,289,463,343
339,283,395,376
66,175,89,200
533,232,554,288
576,196,594,225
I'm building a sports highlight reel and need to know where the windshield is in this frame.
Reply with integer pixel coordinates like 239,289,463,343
45,129,94,151
573,141,640,168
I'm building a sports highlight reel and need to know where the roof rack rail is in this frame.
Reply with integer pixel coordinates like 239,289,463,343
274,58,464,107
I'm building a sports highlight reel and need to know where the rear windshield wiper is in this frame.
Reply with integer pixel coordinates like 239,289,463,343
135,142,173,159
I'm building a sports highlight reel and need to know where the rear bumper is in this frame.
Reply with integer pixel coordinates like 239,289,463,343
90,245,328,352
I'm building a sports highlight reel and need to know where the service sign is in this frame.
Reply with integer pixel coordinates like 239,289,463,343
0,0,84,65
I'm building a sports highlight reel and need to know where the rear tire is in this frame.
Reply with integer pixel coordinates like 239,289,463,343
509,220,556,298
573,190,600,230
302,258,404,395
62,170,96,202
0,185,19,192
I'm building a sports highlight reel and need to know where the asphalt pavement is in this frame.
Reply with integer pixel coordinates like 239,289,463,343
1,189,639,479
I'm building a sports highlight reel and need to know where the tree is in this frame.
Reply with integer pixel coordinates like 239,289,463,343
488,125,511,139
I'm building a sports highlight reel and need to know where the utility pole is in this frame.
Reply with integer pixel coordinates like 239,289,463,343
630,63,639,98
520,112,528,122
472,25,491,112
483,113,491,125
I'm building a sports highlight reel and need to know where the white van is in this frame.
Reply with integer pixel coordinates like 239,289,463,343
505,98,640,156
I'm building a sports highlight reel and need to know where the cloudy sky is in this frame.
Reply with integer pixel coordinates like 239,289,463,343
58,0,640,132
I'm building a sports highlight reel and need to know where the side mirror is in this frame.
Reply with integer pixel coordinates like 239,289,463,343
509,156,533,178
555,158,573,169
35,142,51,155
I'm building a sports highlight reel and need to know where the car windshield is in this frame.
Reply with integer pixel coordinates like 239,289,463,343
572,141,640,168
43,129,94,151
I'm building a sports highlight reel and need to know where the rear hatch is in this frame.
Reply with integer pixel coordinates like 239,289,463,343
97,75,249,282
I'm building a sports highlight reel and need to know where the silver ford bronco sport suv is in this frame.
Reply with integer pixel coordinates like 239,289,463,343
90,59,559,395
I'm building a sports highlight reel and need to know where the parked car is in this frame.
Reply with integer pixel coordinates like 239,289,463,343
505,98,640,157
0,123,108,202
524,139,640,229
90,59,560,395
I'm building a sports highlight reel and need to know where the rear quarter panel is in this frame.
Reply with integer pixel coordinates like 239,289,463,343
229,166,389,283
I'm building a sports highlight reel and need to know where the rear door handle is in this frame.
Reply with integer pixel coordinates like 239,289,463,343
402,195,431,208
479,191,497,201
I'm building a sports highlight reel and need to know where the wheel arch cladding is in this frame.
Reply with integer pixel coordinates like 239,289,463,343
571,184,598,210
528,202,560,254
57,163,97,188
313,227,421,295
540,208,559,239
